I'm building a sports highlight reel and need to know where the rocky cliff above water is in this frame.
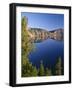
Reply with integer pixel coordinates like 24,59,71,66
28,28,64,41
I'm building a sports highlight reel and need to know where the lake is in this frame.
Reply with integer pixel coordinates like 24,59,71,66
28,38,64,69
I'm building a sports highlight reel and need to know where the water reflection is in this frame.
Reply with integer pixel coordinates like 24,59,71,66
31,35,63,43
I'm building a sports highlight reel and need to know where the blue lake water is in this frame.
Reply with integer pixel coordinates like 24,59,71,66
29,38,64,69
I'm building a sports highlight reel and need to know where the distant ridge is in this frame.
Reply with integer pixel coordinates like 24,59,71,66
29,28,48,32
29,27,64,32
49,28,64,32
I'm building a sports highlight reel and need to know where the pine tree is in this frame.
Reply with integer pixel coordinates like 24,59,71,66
21,16,35,77
55,57,62,75
45,68,52,76
21,17,33,57
30,66,38,76
38,61,44,76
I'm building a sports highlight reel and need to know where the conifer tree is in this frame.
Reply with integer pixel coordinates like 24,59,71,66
38,61,44,76
55,57,62,75
21,16,34,77
31,66,38,76
45,68,52,76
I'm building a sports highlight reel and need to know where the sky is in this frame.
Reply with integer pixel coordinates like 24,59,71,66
21,12,64,31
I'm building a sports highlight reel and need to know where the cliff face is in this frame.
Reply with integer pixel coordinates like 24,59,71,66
29,28,50,40
28,28,64,41
49,28,64,40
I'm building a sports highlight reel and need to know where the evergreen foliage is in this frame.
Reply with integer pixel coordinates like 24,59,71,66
45,68,52,76
38,61,45,76
21,17,38,77
55,57,62,75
